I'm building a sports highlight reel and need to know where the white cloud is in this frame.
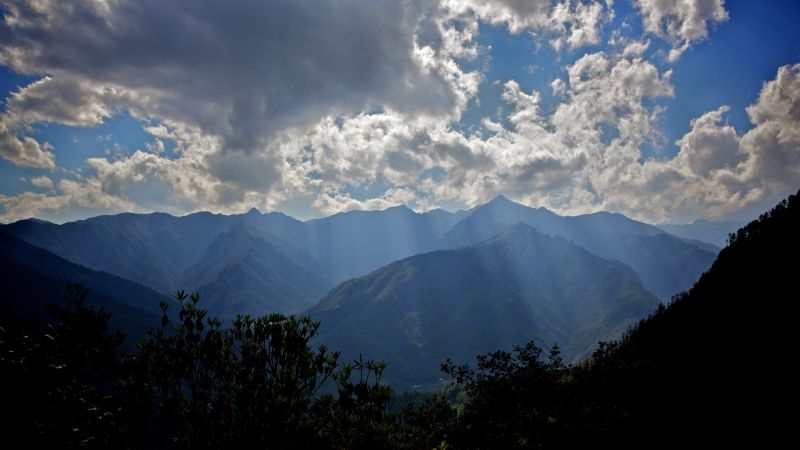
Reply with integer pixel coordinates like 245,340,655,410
674,106,743,176
30,175,53,189
0,121,55,168
622,39,650,58
0,75,136,168
628,63,800,221
739,63,800,189
145,139,165,153
443,0,613,50
635,0,728,62
0,177,137,223
550,78,567,96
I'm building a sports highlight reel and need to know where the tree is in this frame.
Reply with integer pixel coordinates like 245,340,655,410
122,290,403,449
441,342,570,449
0,284,125,449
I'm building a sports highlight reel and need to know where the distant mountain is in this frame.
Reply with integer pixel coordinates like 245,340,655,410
305,205,468,283
1,206,467,295
0,209,313,292
2,197,715,318
0,232,161,342
178,222,330,317
658,218,742,248
577,189,800,447
436,195,716,300
309,223,659,388
1,211,234,293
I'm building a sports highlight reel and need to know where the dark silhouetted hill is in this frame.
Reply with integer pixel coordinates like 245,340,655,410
0,232,161,342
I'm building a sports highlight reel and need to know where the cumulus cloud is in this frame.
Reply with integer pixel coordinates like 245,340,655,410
445,0,613,50
633,63,800,220
0,121,55,168
739,63,800,189
674,106,743,176
30,175,53,189
635,0,728,62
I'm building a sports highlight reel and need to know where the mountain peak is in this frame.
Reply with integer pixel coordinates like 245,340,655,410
385,204,412,213
245,207,262,216
489,194,514,203
488,194,514,205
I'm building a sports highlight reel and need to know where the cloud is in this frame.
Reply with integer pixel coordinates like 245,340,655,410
0,75,133,168
635,63,800,221
30,175,53,189
674,106,743,176
444,0,613,50
739,63,800,189
1,1,796,226
0,177,136,223
0,0,477,155
635,0,728,62
0,121,55,168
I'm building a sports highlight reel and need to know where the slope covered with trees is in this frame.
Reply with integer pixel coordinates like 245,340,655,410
311,223,658,387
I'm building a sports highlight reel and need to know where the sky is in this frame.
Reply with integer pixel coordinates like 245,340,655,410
0,0,798,224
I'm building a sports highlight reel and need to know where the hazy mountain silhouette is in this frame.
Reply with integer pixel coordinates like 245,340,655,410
658,218,742,248
1,209,313,288
436,195,716,299
2,212,234,293
178,222,330,317
309,223,659,388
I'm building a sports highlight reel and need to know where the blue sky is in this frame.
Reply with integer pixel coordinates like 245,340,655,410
1,0,799,224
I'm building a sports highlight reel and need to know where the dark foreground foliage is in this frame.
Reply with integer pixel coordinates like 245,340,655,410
1,288,453,449
2,188,798,449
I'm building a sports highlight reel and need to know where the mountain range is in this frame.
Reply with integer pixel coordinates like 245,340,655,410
1,195,721,385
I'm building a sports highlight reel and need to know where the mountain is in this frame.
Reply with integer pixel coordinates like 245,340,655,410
1,211,232,293
657,218,742,248
309,223,659,388
178,222,330,317
436,195,716,300
573,189,800,448
305,205,467,283
0,210,312,294
2,197,714,318
0,232,162,342
1,205,466,291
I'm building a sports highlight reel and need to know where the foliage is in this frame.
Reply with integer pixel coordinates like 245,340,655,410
441,343,572,449
0,284,125,449
122,290,412,449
